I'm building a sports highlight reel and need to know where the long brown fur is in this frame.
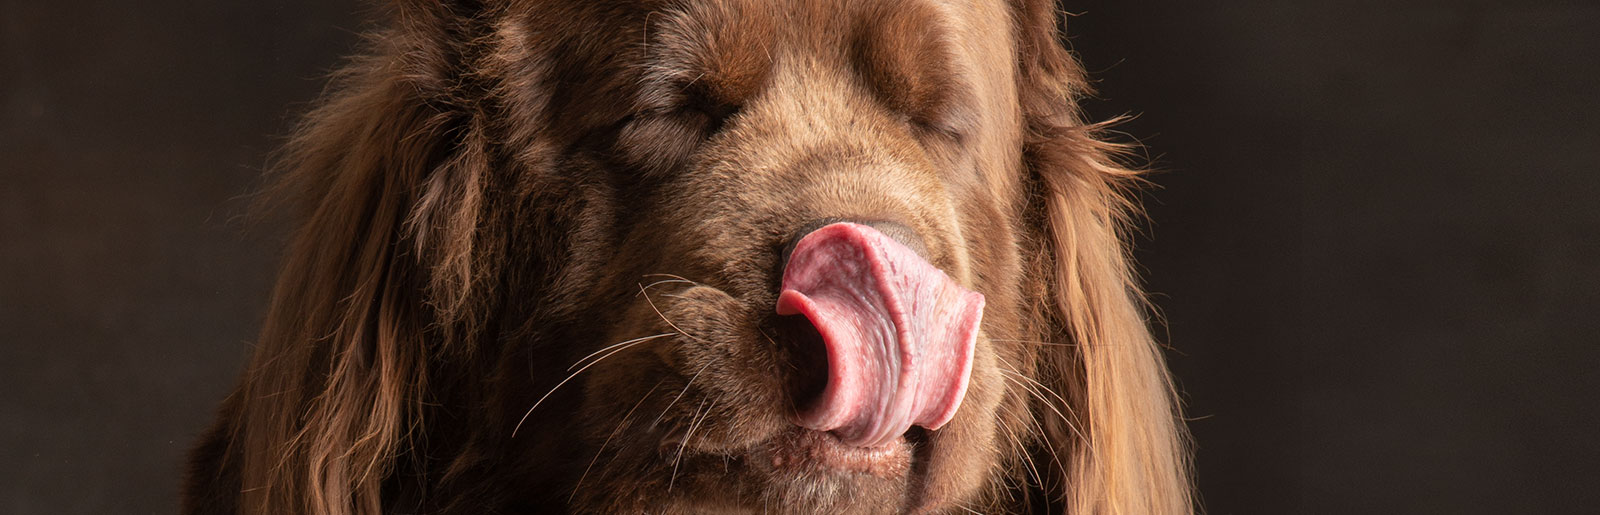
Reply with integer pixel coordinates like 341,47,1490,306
184,1,1192,513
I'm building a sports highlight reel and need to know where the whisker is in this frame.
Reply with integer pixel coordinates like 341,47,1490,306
684,71,708,89
1005,368,1072,415
996,398,1045,489
991,353,1076,426
998,368,1086,483
1000,368,1084,443
651,361,711,430
567,333,675,372
994,350,1083,492
570,379,667,503
669,398,715,493
641,272,703,286
1001,373,1068,482
987,359,1048,493
637,278,695,295
512,334,670,438
639,283,705,343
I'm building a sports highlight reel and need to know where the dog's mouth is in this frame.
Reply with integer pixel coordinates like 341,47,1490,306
766,426,927,478
776,222,984,449
593,222,985,510
648,424,936,512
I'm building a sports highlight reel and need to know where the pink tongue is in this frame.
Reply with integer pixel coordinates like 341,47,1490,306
776,222,984,448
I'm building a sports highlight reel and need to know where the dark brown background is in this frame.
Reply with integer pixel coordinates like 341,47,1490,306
3,1,1596,513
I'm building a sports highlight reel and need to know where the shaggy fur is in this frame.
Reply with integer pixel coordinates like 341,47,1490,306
184,0,1192,513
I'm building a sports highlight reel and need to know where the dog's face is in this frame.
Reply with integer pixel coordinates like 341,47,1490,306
512,1,1027,511
185,1,1190,514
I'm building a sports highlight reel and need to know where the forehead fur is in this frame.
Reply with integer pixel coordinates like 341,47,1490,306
851,1,974,136
644,0,776,111
639,0,973,128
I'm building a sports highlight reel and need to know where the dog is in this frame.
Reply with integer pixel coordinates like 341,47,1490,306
184,1,1191,513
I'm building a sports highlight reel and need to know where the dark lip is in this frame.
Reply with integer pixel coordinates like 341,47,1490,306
766,428,914,478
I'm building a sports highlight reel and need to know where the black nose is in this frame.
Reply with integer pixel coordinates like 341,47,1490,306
779,219,930,274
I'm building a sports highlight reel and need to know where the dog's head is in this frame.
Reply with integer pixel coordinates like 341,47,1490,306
197,1,1190,513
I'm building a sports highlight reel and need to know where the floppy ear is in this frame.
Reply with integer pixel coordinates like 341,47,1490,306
184,10,510,515
1014,2,1193,513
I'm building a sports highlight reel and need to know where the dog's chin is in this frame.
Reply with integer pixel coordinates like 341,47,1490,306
766,428,914,478
640,427,939,514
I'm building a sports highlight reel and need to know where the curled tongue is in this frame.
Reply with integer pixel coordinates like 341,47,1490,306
776,222,984,448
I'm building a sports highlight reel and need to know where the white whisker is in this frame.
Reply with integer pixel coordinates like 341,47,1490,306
996,398,1045,489
1000,369,1079,441
639,283,705,342
668,398,715,493
512,333,672,438
567,333,675,372
570,379,666,503
637,278,695,295
651,361,711,430
1001,373,1069,478
641,272,703,286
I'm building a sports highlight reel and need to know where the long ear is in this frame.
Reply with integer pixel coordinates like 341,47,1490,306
205,12,503,515
1015,2,1194,513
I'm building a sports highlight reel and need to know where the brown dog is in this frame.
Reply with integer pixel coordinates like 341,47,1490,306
184,1,1191,513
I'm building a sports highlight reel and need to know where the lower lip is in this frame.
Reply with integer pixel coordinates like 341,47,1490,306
768,429,912,478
